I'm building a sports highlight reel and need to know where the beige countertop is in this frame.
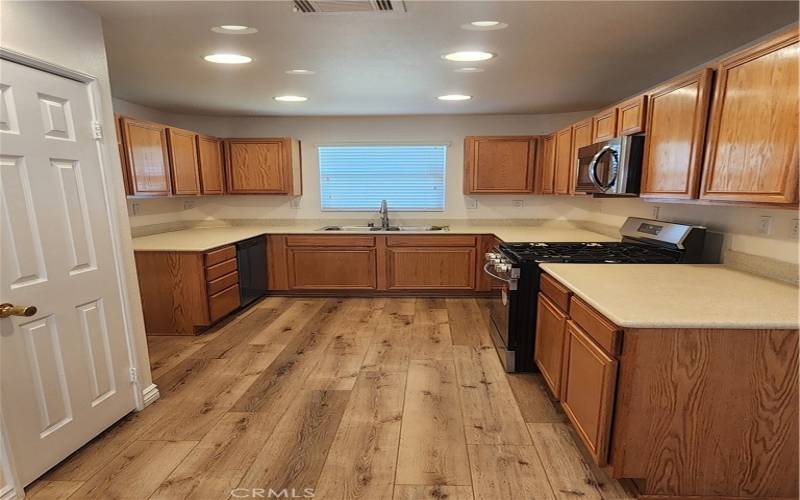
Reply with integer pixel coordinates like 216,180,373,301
131,223,617,252
539,263,799,330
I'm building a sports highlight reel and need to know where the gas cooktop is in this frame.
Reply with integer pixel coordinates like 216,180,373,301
499,241,682,264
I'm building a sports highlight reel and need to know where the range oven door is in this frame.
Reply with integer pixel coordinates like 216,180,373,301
482,260,518,371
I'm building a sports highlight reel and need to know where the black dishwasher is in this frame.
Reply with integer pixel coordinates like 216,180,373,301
236,236,267,307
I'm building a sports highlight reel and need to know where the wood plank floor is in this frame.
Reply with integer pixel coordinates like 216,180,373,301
28,297,635,500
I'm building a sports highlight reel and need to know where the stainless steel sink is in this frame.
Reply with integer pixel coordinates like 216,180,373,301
318,225,449,232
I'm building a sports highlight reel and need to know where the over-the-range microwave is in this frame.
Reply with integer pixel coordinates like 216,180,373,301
575,135,645,195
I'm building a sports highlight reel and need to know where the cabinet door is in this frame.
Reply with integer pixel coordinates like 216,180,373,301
570,119,592,194
534,293,568,399
166,127,200,195
114,114,132,195
561,320,618,466
197,135,225,195
591,108,618,143
464,136,536,193
386,247,476,289
553,126,573,195
641,69,713,199
226,138,297,194
287,248,376,289
121,117,171,196
539,134,556,194
701,29,799,204
617,95,648,135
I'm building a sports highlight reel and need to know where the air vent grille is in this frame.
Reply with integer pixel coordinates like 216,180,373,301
293,0,405,13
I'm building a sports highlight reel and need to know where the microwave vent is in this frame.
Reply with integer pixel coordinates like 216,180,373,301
293,0,405,13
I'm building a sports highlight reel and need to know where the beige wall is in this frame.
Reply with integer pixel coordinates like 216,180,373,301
1,2,154,404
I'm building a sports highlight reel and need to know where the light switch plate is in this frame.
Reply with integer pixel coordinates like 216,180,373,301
511,200,524,208
757,216,772,235
131,202,140,216
792,219,799,239
183,200,195,210
290,197,301,209
651,206,660,220
465,198,478,209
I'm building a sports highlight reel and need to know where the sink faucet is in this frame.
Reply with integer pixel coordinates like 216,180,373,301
379,199,390,230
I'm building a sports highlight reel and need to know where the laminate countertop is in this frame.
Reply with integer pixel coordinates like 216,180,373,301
539,263,799,330
131,224,617,252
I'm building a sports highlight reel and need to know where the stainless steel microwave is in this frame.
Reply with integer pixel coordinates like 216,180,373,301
575,135,644,195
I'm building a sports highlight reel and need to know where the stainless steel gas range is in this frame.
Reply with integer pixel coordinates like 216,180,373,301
482,217,707,372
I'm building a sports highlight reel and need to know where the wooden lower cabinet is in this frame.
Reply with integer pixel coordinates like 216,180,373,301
536,273,799,498
386,247,475,289
287,248,377,290
560,320,617,467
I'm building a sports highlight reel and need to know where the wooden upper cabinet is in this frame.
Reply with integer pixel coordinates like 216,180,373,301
539,134,556,194
553,126,574,195
225,138,302,195
640,68,713,199
120,117,171,196
166,127,200,195
701,28,799,205
196,135,225,195
617,95,648,135
591,108,618,143
464,136,537,193
570,119,592,194
114,114,132,195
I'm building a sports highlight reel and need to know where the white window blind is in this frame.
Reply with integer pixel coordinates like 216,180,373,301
319,145,446,211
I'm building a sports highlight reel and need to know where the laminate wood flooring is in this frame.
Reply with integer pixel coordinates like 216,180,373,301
30,297,634,499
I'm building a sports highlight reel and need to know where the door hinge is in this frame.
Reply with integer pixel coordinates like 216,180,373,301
92,121,103,140
129,367,138,384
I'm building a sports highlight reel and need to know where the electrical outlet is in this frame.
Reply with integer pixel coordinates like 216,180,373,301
511,200,524,208
131,202,140,216
183,200,195,210
465,198,478,209
792,219,799,239
289,197,301,209
651,206,660,220
757,216,773,235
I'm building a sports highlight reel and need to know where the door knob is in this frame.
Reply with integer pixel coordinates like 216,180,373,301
0,303,37,318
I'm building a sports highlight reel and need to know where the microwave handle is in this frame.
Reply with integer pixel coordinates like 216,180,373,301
588,146,619,191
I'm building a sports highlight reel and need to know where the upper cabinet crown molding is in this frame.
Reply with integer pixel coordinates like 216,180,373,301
120,116,172,196
640,68,714,199
463,136,538,194
166,126,201,196
700,27,799,205
224,138,302,195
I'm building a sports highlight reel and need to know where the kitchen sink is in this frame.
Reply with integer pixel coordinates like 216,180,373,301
318,225,449,232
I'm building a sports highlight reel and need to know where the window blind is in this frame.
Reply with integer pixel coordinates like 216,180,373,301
319,145,446,211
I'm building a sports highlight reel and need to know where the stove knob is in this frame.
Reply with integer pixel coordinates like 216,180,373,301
496,263,510,272
485,252,500,261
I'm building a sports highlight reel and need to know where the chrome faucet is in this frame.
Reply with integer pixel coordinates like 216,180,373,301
378,199,390,230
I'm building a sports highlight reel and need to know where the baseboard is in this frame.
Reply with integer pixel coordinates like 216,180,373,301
140,383,160,410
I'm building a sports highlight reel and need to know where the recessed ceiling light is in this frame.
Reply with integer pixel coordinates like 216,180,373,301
454,67,485,73
461,21,508,31
285,69,316,75
204,53,252,64
274,95,308,102
442,51,495,62
438,94,472,101
211,25,258,34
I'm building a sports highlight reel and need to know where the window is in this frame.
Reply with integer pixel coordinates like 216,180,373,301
319,144,446,211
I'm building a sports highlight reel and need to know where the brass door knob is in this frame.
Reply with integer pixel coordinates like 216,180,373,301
0,303,37,318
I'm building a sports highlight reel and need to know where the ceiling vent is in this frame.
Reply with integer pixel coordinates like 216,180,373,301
293,0,406,14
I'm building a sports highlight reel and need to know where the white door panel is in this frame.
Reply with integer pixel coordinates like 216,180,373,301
0,58,136,486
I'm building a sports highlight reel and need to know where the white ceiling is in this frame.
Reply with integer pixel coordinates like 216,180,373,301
83,1,797,116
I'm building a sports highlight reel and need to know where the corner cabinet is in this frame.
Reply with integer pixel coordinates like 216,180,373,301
225,138,302,195
701,28,799,205
166,127,201,195
120,117,171,196
640,68,713,199
464,136,537,194
196,135,225,195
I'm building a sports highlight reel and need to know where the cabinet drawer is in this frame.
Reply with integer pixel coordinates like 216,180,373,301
206,258,237,282
569,296,621,356
205,245,236,267
540,274,571,312
208,284,240,322
386,235,476,247
207,270,239,296
285,235,375,247
561,320,618,466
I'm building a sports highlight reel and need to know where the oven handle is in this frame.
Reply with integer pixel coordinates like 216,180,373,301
482,262,517,290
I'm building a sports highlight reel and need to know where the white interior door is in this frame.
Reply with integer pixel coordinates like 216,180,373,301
0,58,136,486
